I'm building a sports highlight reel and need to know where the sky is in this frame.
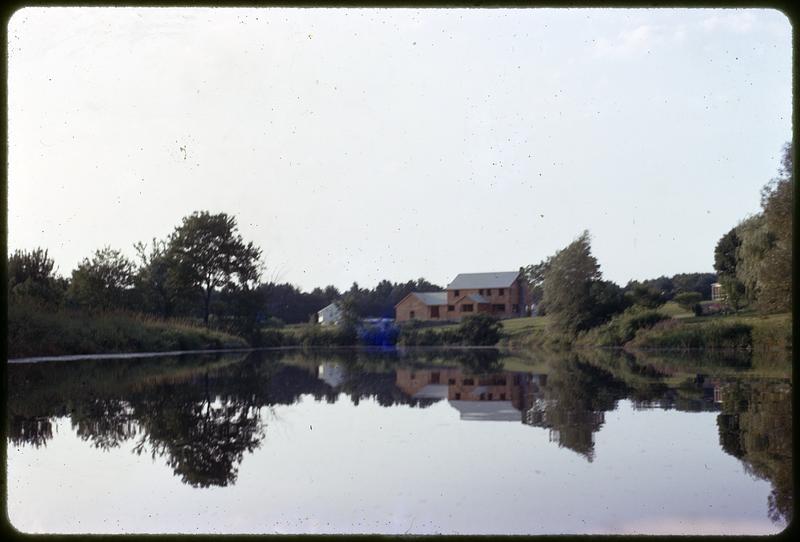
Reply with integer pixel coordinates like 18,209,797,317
7,7,793,292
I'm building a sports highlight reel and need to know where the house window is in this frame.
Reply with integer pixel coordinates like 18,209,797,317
512,304,519,313
430,306,440,318
448,378,456,385
431,372,440,384
499,288,505,296
488,393,493,400
454,290,460,296
410,310,415,319
493,304,505,312
448,305,455,311
455,392,461,400
486,289,492,296
461,304,474,312
479,289,484,295
500,393,506,400
463,378,474,385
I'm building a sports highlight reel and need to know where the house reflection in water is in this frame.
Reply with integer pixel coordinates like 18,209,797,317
316,362,347,389
394,367,547,422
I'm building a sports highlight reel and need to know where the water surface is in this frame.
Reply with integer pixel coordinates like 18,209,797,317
6,348,792,534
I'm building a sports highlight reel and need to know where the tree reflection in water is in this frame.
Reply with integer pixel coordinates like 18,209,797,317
6,347,792,517
717,379,792,525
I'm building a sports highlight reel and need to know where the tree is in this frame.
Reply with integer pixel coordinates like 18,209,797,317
133,238,185,318
734,215,771,306
757,142,792,312
714,227,741,278
523,256,552,312
67,247,135,311
542,231,601,334
168,211,263,325
7,248,67,307
587,280,627,327
458,313,503,346
713,142,793,314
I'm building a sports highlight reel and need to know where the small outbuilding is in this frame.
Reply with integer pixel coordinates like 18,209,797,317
316,302,343,326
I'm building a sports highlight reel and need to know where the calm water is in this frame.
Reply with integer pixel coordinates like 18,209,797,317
6,348,792,535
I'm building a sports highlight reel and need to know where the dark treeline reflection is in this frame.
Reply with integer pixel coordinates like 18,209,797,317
7,348,791,519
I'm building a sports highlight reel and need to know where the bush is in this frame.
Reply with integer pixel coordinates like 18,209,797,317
589,308,671,347
458,314,503,346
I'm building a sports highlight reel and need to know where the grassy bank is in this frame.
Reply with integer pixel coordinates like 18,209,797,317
7,302,249,359
629,312,792,353
495,307,791,355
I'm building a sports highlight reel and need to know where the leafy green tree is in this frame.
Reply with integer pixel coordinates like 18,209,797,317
133,238,186,318
587,280,627,327
168,211,263,325
542,231,601,334
714,227,741,278
757,143,792,312
714,226,747,311
7,248,67,306
734,214,772,306
67,247,135,311
458,313,503,345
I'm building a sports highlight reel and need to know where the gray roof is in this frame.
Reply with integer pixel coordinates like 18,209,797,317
412,384,449,399
448,400,522,422
465,293,490,303
447,271,520,290
412,291,447,306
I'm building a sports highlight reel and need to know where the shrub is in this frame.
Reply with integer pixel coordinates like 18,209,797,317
590,308,671,347
458,314,503,346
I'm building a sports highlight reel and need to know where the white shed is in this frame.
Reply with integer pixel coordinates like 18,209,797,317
317,302,343,326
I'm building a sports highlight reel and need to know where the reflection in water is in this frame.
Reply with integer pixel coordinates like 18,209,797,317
717,379,792,524
6,347,791,527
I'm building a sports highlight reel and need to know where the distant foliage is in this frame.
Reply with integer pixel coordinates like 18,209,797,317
624,282,666,309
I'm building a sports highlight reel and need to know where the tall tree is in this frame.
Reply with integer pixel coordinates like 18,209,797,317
133,238,184,318
757,142,793,312
169,211,263,325
542,231,601,334
67,247,135,311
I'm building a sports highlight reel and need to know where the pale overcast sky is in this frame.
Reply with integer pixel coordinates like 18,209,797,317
7,7,792,292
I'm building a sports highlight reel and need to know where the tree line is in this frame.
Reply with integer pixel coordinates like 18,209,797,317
7,211,445,341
